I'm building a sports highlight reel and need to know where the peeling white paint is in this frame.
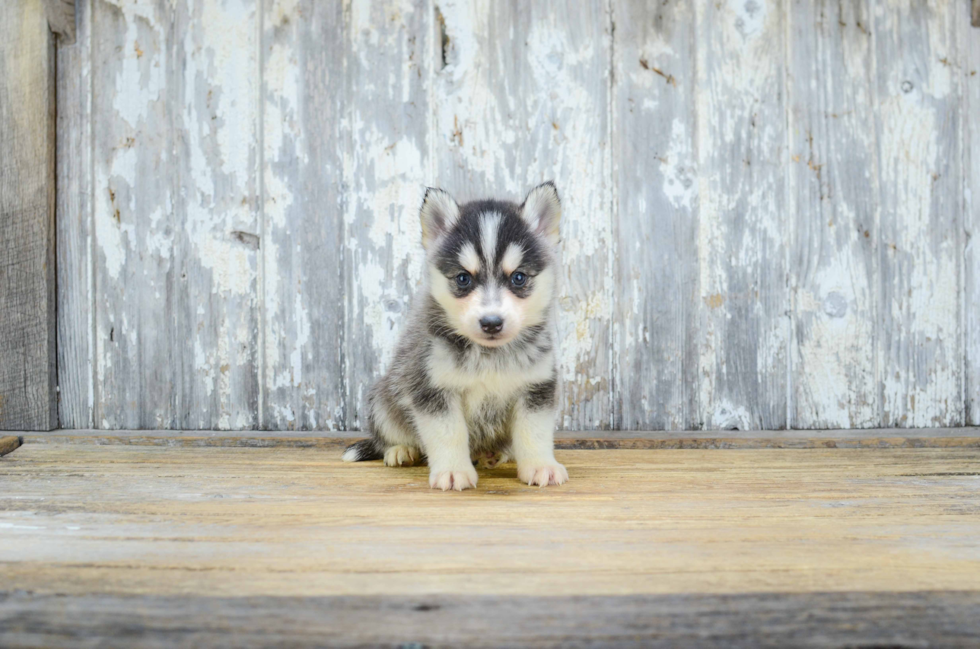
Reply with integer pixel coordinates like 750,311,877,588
874,1,962,427
661,118,696,210
65,0,974,432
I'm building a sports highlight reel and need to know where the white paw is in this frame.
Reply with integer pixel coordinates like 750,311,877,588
384,445,420,467
429,465,479,491
518,461,568,487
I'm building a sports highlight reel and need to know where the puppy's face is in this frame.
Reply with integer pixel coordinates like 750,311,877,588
420,182,561,347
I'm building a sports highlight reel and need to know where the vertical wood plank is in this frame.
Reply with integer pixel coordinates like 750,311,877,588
433,0,613,430
91,0,177,428
873,0,962,427
611,0,699,430
787,0,878,428
260,0,347,429
0,0,58,430
57,0,94,429
695,0,789,430
344,0,430,429
963,8,980,424
175,0,260,429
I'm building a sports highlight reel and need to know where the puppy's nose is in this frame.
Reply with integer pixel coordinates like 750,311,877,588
479,315,504,334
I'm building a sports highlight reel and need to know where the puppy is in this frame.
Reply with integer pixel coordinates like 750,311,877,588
342,182,567,492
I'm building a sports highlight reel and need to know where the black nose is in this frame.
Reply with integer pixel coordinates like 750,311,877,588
479,315,504,334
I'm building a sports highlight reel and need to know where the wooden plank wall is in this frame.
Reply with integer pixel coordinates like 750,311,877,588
54,0,980,431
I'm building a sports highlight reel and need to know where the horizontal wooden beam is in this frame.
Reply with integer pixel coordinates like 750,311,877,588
15,427,980,449
3,591,979,648
0,0,58,431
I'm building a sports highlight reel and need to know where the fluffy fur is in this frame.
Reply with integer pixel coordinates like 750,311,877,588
343,182,568,492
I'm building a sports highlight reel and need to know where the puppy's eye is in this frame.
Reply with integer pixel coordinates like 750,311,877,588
455,272,472,288
511,271,527,287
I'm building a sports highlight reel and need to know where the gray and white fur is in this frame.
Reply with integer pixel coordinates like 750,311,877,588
342,182,567,491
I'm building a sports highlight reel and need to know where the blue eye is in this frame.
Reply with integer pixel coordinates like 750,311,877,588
511,271,527,287
455,272,472,288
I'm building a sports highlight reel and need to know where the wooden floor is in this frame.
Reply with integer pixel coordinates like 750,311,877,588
2,439,980,647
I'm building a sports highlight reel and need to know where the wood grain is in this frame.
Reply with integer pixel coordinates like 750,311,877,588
874,0,963,428
433,0,614,429
91,0,178,428
174,0,260,429
787,0,878,428
344,0,431,430
0,0,58,431
965,5,980,424
3,591,979,648
695,0,788,430
611,0,699,430
2,444,980,600
56,0,94,429
260,0,346,430
51,0,980,432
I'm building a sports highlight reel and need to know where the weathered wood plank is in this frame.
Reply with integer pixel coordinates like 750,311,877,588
344,0,430,430
611,0,699,430
0,0,58,431
174,0,260,429
56,0,93,429
91,0,177,428
16,427,980,450
3,591,979,648
433,1,614,430
2,445,980,598
965,6,980,425
260,0,346,429
695,0,789,430
873,0,963,427
787,0,878,428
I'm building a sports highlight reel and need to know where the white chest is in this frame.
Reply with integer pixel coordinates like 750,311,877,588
427,341,555,420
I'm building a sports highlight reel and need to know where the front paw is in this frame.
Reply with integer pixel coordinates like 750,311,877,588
518,461,568,487
429,465,479,491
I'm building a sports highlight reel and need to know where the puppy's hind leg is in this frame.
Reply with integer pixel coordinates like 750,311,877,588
371,398,422,467
384,444,421,467
474,446,511,469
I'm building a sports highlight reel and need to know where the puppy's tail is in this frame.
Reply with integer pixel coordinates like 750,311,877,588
342,438,384,462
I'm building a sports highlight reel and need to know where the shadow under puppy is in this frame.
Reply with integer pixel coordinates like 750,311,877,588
343,182,567,492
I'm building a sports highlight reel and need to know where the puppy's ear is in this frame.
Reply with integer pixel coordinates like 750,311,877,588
520,181,561,247
419,187,460,251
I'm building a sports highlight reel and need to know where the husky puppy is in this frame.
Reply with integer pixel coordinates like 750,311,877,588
342,182,567,492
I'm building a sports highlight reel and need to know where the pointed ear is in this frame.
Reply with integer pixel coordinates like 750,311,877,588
419,187,461,251
520,181,561,247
